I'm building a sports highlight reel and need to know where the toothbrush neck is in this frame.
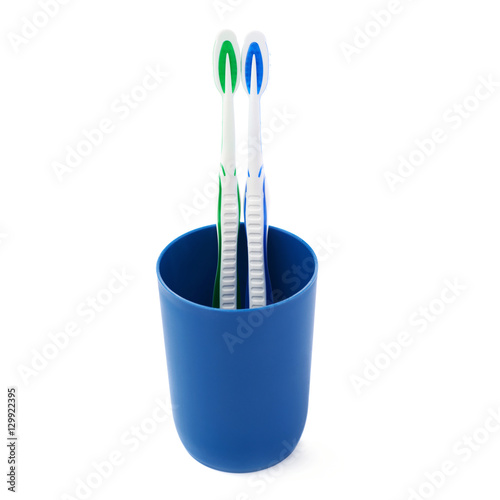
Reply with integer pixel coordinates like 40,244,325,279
221,91,235,171
248,94,263,175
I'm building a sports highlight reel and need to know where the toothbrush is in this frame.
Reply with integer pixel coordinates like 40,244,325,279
241,32,272,309
212,30,241,309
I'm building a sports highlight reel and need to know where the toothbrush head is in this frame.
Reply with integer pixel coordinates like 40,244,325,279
213,30,240,95
241,31,269,96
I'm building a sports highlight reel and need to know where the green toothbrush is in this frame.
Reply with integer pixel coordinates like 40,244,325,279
212,30,241,309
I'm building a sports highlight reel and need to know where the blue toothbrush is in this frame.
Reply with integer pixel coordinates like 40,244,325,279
241,31,272,308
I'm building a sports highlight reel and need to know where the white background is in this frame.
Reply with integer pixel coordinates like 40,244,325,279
1,0,500,499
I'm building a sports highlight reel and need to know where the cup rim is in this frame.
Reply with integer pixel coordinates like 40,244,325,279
156,224,318,313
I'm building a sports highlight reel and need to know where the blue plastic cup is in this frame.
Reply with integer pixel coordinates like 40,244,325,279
156,223,317,472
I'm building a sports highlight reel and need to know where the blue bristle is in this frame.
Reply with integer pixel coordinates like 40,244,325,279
245,42,263,94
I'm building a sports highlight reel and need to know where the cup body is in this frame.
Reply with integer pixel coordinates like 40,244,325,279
157,224,317,472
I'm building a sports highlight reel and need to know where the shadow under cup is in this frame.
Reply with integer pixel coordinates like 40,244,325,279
157,224,318,473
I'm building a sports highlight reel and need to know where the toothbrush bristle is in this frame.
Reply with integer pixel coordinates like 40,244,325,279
245,42,263,94
218,40,237,93
225,54,232,97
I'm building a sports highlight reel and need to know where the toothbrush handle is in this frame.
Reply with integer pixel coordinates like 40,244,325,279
214,78,240,309
214,170,240,309
245,173,267,309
